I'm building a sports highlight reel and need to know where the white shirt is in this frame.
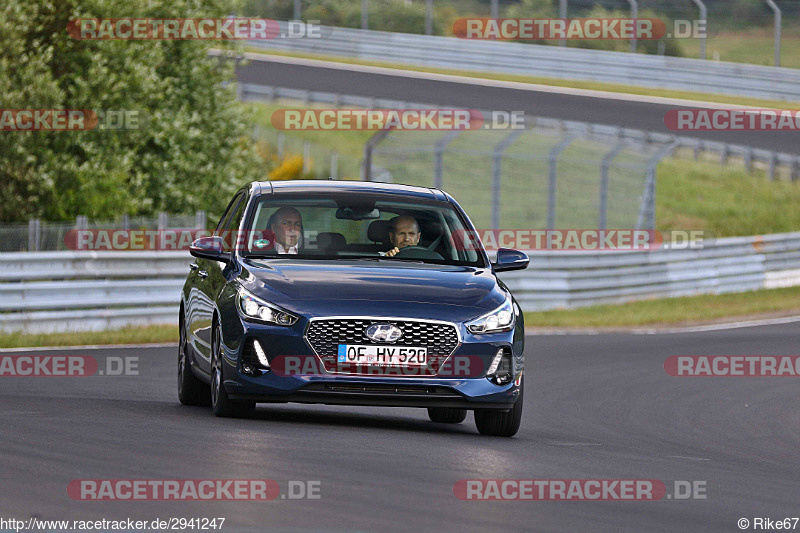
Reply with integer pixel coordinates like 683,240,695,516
275,242,299,254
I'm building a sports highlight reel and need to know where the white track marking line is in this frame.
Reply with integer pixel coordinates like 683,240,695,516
530,315,800,335
0,343,175,353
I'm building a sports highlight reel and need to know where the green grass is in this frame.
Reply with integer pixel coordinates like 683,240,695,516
681,27,800,68
242,48,800,109
0,324,177,349
525,286,800,328
657,158,800,237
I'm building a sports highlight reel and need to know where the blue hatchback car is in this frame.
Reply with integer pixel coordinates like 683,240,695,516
179,180,529,436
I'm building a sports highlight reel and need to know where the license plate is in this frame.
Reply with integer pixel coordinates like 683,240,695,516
337,344,427,366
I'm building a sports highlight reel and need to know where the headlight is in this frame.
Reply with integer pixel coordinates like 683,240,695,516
237,287,298,326
466,298,514,334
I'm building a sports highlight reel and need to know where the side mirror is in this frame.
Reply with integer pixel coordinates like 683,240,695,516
493,248,529,272
189,236,230,262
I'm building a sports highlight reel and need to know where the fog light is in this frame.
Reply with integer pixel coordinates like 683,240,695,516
242,363,256,376
486,348,513,386
253,340,270,368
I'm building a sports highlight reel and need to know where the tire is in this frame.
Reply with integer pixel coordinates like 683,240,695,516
427,407,467,424
474,378,524,437
210,323,255,418
178,311,206,406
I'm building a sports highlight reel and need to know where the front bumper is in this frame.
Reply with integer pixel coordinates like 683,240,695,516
220,316,524,410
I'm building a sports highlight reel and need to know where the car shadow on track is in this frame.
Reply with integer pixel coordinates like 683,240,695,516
251,405,479,435
174,402,479,435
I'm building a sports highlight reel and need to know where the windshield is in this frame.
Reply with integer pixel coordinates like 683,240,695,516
240,193,485,267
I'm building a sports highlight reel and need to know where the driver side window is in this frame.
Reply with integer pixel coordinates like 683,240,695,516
215,191,246,236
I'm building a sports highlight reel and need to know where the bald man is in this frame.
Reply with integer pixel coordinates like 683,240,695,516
385,215,421,257
269,207,303,254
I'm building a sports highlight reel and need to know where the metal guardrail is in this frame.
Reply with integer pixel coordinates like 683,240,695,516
0,251,187,333
500,232,800,310
248,23,800,101
2,233,800,332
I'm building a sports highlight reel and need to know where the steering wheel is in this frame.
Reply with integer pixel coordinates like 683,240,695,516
393,245,443,260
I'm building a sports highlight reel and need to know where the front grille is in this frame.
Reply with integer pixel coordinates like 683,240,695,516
305,318,459,375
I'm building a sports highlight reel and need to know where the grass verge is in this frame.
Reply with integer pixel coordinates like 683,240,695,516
242,48,800,109
0,324,177,349
524,286,800,328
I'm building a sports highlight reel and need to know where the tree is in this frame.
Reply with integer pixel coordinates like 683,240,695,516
0,0,263,222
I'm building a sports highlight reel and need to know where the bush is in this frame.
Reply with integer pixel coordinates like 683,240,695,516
0,0,264,222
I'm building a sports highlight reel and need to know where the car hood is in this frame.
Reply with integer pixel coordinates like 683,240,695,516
238,258,505,322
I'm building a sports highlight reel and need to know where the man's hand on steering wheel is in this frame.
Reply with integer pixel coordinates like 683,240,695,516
387,245,427,257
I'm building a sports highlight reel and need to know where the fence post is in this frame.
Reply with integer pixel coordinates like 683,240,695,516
627,0,638,53
599,141,626,230
28,219,41,252
361,128,392,181
744,147,753,172
425,0,433,35
294,0,301,20
122,214,130,231
692,0,707,60
766,0,782,66
361,0,368,30
793,157,800,182
547,135,576,230
637,142,676,230
491,130,525,230
195,210,206,229
302,141,310,175
330,150,338,179
769,152,777,181
558,0,567,47
158,212,168,231
433,130,462,189
490,0,498,18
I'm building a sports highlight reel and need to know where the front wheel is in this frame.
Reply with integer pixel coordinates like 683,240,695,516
474,378,524,437
210,323,255,418
427,407,467,424
178,312,206,405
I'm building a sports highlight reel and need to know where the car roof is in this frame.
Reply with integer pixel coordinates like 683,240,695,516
252,180,447,201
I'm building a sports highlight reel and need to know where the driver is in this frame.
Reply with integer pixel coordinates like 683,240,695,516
269,207,303,254
385,215,421,257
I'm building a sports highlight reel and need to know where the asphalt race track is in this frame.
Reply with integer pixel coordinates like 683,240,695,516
2,322,798,532
234,56,800,155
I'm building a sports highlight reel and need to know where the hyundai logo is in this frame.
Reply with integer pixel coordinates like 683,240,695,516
366,323,403,343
